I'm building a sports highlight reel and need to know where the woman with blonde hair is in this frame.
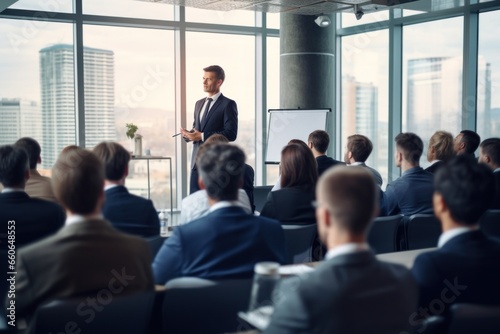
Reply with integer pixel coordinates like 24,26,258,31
426,130,454,174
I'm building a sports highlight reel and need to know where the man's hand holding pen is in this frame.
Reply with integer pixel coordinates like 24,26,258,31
179,128,202,142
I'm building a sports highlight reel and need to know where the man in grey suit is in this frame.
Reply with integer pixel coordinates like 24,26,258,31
14,148,153,325
263,166,417,334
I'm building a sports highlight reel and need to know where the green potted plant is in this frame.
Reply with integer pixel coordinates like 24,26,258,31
126,123,138,140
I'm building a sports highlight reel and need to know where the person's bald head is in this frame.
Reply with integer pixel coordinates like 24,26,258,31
316,166,378,243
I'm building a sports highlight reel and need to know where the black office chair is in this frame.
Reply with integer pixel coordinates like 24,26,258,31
161,279,253,334
31,290,155,334
112,223,160,238
479,209,500,241
145,235,167,258
447,303,500,334
404,214,441,250
367,215,402,254
253,185,273,213
282,224,318,264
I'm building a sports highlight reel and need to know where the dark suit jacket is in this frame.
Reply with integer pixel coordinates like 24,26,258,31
102,185,160,237
15,218,154,320
264,251,418,334
355,162,383,186
425,160,445,174
260,186,316,225
152,206,286,284
316,155,344,177
412,230,500,318
0,191,65,249
492,170,500,209
384,167,434,216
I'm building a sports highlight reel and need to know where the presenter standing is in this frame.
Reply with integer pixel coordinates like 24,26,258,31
180,65,238,194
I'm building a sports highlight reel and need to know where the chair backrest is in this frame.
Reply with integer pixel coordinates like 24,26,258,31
162,279,253,334
253,185,273,213
447,303,500,334
112,223,159,238
367,215,402,254
145,235,167,259
31,290,155,334
404,214,441,250
282,224,318,264
479,210,500,241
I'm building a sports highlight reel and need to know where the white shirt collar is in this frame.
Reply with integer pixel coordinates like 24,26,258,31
1,188,25,193
438,226,477,248
208,200,241,213
325,242,369,260
428,160,441,166
207,91,222,103
66,214,104,226
494,167,500,173
348,162,364,166
104,184,120,191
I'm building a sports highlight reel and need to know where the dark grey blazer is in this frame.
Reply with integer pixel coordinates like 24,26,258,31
264,250,418,334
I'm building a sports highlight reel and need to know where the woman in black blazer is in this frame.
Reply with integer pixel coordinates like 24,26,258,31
260,141,318,225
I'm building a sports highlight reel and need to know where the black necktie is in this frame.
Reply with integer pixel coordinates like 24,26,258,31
201,98,213,124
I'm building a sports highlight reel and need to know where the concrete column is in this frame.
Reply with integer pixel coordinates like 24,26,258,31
280,13,335,110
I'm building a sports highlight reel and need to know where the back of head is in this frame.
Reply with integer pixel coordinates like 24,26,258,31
480,137,500,167
346,134,373,162
205,134,229,145
52,148,104,214
428,130,454,161
317,166,378,234
308,130,330,154
196,143,245,201
460,130,481,154
434,155,494,225
203,65,225,82
395,132,423,164
0,145,29,188
14,137,41,170
280,143,318,188
93,141,130,181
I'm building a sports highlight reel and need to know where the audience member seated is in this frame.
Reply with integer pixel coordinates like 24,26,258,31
344,134,383,186
14,148,154,326
93,141,160,237
454,129,480,158
478,137,500,209
385,132,434,216
263,166,417,334
153,143,285,284
425,130,454,174
307,130,343,177
260,143,318,225
14,137,58,202
411,155,500,325
0,145,64,249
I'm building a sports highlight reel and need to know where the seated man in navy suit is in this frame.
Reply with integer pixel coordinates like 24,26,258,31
307,130,344,177
93,141,160,237
454,129,480,158
153,143,286,284
478,137,500,209
385,132,434,216
411,155,500,326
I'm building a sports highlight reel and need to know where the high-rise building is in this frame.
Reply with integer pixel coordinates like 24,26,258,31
39,44,115,168
0,98,40,145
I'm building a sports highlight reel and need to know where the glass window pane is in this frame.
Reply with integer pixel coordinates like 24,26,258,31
84,25,176,210
185,7,255,26
477,10,499,141
341,30,389,187
265,36,280,186
0,19,74,172
267,13,280,29
10,0,73,13
402,18,463,169
83,0,174,20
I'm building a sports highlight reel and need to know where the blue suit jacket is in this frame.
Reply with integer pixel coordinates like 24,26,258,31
152,206,286,284
412,230,500,318
102,186,160,237
384,166,434,216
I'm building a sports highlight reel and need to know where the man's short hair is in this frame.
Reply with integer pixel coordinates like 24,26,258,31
14,137,41,169
434,155,494,225
205,134,229,145
52,148,104,215
0,145,29,187
196,143,245,201
308,130,330,154
480,137,500,166
429,131,454,161
395,132,424,164
460,130,481,154
346,134,373,162
203,65,225,82
93,142,130,181
317,166,378,234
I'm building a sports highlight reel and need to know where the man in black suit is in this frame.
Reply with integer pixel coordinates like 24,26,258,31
478,137,500,209
307,130,343,176
344,134,383,186
454,129,480,158
0,145,64,249
93,141,160,237
181,65,238,194
264,166,417,333
411,155,500,325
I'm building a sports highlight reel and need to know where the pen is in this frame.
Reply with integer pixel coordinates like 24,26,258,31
172,133,182,137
